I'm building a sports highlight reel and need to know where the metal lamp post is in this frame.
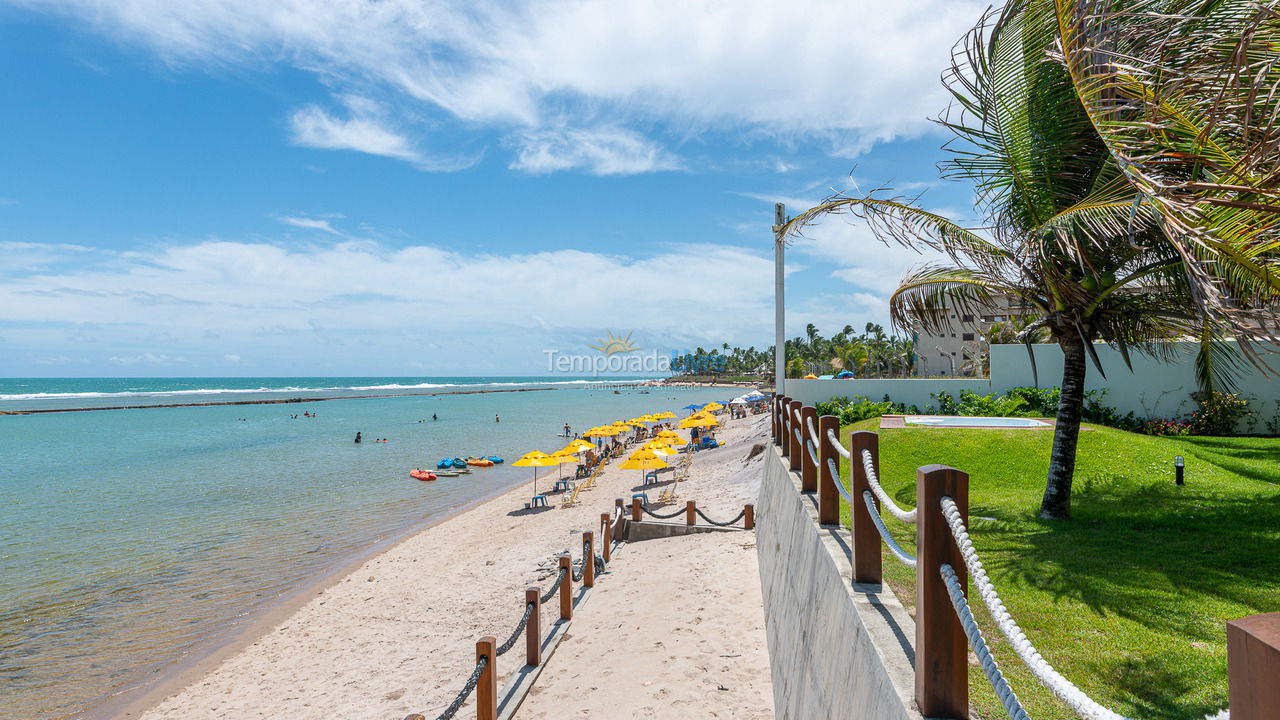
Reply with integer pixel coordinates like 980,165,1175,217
1175,455,1185,486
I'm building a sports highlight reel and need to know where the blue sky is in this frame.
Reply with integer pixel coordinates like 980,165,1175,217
0,0,986,376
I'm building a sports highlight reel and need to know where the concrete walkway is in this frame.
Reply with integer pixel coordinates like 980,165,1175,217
516,531,774,719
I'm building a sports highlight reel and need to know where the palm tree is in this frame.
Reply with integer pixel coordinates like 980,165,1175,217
784,0,1277,519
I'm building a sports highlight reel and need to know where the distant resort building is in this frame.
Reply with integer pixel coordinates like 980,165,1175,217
911,296,1034,377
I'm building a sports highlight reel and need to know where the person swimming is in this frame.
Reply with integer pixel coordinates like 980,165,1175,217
355,432,362,444
433,413,438,421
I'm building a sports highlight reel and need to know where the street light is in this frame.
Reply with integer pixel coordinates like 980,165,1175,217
1175,455,1185,486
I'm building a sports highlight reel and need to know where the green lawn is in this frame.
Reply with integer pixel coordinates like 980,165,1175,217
837,420,1280,720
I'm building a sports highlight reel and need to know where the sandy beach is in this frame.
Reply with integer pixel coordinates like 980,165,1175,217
117,411,774,720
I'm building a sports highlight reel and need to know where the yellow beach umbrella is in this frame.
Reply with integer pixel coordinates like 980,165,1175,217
653,411,677,419
655,430,685,446
582,425,622,437
512,450,560,494
642,440,678,456
563,438,595,453
702,402,724,412
678,414,719,429
618,449,669,485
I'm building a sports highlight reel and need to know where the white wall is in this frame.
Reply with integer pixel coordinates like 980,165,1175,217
783,377,992,411
783,341,1280,423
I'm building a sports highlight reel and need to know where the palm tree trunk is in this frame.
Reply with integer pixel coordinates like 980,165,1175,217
1040,338,1087,519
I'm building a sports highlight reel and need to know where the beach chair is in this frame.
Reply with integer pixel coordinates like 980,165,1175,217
560,483,583,508
656,480,678,504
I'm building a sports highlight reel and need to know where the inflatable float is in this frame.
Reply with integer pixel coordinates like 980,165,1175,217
466,456,494,467
409,469,437,481
487,456,504,464
436,458,454,469
451,458,467,469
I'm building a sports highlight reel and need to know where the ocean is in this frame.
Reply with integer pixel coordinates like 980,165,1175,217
0,377,736,720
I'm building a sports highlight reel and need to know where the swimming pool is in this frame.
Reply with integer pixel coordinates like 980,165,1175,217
905,415,1051,428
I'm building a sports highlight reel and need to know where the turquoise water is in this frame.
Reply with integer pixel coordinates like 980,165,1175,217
0,378,731,720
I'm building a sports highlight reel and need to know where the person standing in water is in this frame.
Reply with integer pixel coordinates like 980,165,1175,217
354,432,362,444
433,413,438,421
495,414,500,423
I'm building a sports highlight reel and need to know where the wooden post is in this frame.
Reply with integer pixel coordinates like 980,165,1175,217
915,464,969,720
771,394,779,440
779,396,791,453
631,497,642,522
476,636,497,720
800,405,818,492
615,497,626,540
817,415,840,525
788,400,803,471
686,500,696,526
525,587,541,667
600,512,611,563
848,431,883,586
1228,612,1280,720
583,531,595,588
558,554,572,621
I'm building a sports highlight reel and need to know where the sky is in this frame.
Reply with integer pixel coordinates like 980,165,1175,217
0,0,987,377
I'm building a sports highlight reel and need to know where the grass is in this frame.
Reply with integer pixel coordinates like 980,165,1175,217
836,420,1280,720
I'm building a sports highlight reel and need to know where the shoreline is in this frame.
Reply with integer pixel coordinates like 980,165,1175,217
91,463,562,720
108,409,768,720
0,386,566,415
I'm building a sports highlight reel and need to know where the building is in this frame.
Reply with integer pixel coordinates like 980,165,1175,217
911,296,1035,377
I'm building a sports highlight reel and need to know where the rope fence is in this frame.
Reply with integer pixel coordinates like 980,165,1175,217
404,481,758,720
767,394,1267,720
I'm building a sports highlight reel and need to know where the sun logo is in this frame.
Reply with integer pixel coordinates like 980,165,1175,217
590,330,640,355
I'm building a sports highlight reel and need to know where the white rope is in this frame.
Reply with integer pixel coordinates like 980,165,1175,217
861,491,916,568
939,497,1130,720
861,449,917,524
941,563,1031,720
826,458,853,503
826,428,851,459
805,438,820,467
806,416,820,447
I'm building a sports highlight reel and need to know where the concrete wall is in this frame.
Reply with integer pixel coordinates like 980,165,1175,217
781,341,1280,424
757,445,920,720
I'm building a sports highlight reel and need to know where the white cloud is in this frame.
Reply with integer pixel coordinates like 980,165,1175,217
510,127,679,175
288,104,420,163
0,238,780,371
14,0,986,169
108,352,188,365
0,197,18,207
279,215,341,235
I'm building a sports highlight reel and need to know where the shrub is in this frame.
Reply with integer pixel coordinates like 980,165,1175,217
815,395,914,424
1139,418,1192,436
1187,392,1253,436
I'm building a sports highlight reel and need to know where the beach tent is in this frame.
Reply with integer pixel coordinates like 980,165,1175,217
728,395,751,405
512,451,560,495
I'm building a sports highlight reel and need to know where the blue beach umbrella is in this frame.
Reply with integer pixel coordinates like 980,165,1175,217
682,404,703,411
